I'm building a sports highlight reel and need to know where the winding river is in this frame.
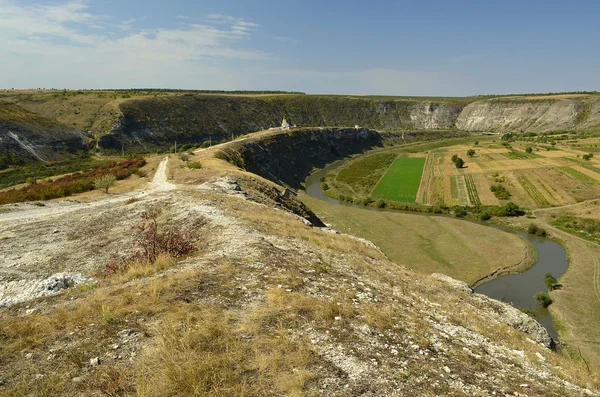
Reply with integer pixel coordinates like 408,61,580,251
304,159,570,340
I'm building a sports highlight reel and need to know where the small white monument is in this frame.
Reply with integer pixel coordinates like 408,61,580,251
281,118,290,130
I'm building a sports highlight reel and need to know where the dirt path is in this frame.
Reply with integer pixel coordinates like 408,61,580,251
573,239,600,305
0,157,173,223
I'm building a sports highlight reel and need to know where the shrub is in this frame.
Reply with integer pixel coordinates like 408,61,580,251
525,146,533,153
454,206,467,218
527,223,539,235
474,141,479,145
534,292,553,308
94,174,117,193
467,149,476,157
479,211,492,221
188,162,202,169
451,154,458,163
179,153,189,162
454,158,465,168
375,199,386,208
104,209,196,276
490,184,511,200
201,140,211,148
361,196,373,206
494,202,525,217
320,182,329,191
544,273,558,290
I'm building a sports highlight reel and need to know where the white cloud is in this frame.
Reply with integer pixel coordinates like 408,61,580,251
0,1,268,89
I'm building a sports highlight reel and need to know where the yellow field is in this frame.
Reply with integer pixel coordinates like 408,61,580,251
422,138,600,209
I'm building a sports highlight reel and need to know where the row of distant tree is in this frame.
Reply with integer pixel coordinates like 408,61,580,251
5,88,305,95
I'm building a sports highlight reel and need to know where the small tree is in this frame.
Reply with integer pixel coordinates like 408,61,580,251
525,146,533,154
454,157,465,168
454,206,467,218
543,273,558,290
534,292,553,308
474,141,479,146
94,174,117,193
451,154,458,163
479,211,492,221
467,149,476,157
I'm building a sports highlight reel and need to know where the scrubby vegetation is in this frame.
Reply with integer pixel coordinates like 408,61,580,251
0,158,145,204
552,215,600,244
104,208,196,277
0,157,118,189
94,174,116,193
544,273,559,290
527,223,548,237
534,291,553,308
490,184,511,200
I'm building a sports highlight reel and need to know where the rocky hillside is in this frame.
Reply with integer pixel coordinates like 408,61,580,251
0,150,598,395
220,127,382,188
456,96,600,133
0,102,89,166
97,95,465,151
2,91,600,157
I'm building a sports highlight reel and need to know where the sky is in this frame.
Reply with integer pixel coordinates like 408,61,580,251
1,0,599,95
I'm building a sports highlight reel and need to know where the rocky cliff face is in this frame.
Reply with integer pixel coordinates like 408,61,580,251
96,96,463,151
0,103,89,163
3,92,600,158
221,127,382,188
456,97,600,132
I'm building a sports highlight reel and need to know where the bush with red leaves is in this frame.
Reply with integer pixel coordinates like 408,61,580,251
0,158,146,204
104,208,195,276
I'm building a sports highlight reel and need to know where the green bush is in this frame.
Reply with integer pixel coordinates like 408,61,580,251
534,292,553,308
320,182,329,191
527,223,539,235
479,211,492,221
375,199,386,208
94,174,117,193
453,206,467,218
494,202,525,217
187,162,202,169
490,184,511,200
528,223,547,236
543,273,558,290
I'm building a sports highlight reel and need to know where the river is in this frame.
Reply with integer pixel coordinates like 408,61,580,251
304,159,570,340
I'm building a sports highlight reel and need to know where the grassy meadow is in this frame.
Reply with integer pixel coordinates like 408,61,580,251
301,192,532,285
371,157,425,203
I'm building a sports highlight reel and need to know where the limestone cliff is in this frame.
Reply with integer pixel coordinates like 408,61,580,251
456,97,600,133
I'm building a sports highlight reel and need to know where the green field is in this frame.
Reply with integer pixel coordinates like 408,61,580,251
372,157,425,202
334,152,397,197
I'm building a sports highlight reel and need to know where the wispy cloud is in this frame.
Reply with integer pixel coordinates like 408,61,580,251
0,1,269,88
206,13,258,36
270,35,300,44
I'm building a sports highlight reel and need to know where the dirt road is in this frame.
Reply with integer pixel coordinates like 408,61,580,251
0,157,174,223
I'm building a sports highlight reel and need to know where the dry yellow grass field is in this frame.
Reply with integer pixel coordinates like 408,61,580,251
302,193,532,285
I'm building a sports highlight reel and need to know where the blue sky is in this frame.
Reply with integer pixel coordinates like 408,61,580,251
1,0,599,95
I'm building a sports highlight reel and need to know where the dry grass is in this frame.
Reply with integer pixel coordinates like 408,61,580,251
301,192,530,285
